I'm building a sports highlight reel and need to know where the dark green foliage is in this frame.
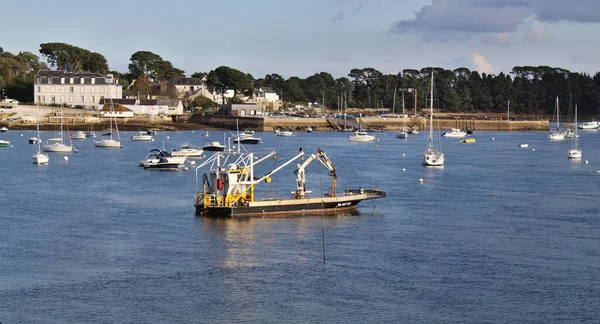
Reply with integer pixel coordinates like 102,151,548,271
39,42,108,73
128,51,184,81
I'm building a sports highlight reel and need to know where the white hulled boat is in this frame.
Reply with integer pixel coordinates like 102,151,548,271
579,120,600,129
548,97,565,141
423,72,444,166
32,104,49,165
95,99,122,148
442,128,467,138
275,130,293,137
43,104,73,153
568,104,582,159
172,143,204,157
348,114,376,142
70,131,86,140
396,90,408,139
131,131,153,141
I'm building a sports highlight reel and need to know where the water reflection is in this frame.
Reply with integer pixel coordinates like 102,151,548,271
194,211,362,268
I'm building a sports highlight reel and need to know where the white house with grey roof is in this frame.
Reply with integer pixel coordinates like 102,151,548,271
34,70,122,108
97,98,184,116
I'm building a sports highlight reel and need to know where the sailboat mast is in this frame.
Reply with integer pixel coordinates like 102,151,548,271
556,96,560,130
575,104,578,150
392,87,397,115
60,104,64,143
109,99,113,141
36,104,41,153
507,100,510,121
429,72,434,142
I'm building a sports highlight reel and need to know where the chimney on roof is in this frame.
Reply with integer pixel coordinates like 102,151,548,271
64,61,73,73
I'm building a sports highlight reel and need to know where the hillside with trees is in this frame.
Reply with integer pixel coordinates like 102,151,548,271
1,43,600,117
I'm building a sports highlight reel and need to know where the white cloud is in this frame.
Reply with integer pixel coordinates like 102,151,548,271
470,53,495,74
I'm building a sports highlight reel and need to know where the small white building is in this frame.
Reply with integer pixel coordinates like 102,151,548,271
34,70,122,108
99,102,134,118
98,98,184,116
255,87,280,103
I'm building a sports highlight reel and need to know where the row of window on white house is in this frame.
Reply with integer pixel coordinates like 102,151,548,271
36,77,113,85
37,95,105,104
36,86,114,94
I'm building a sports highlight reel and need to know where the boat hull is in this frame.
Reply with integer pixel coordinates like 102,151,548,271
32,153,49,165
70,132,86,140
579,122,599,129
131,135,153,141
568,150,582,159
0,140,10,147
143,162,180,171
423,152,444,166
43,144,72,153
94,140,122,148
196,190,385,218
348,136,375,142
171,149,203,158
396,132,408,139
548,133,565,141
234,138,261,144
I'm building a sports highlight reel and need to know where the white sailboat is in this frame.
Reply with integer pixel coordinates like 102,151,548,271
43,104,73,153
32,104,49,165
348,113,376,142
548,96,565,141
568,104,582,159
396,90,408,139
422,72,444,166
95,98,122,148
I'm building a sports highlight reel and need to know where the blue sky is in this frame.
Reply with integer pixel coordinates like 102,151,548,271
1,0,599,78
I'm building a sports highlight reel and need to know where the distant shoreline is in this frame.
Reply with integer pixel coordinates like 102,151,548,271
2,115,551,132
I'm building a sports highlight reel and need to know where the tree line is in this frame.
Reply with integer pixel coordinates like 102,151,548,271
1,42,600,117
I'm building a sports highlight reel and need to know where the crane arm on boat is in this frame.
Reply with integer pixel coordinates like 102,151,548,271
254,151,305,185
294,149,338,198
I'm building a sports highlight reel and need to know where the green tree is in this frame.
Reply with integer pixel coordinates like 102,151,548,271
128,50,164,79
206,66,254,102
39,42,108,73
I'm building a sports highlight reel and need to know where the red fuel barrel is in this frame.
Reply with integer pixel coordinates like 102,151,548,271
217,178,223,190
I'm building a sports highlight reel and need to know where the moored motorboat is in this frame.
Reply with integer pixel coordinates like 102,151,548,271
579,120,599,129
234,134,262,144
29,137,40,144
172,143,204,157
442,128,467,138
348,131,375,142
140,148,186,167
131,131,153,141
143,158,181,171
275,130,293,137
70,131,86,140
203,141,226,152
0,139,10,147
0,126,8,132
194,148,385,217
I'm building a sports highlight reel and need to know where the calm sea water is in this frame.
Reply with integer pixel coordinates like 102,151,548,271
0,128,599,323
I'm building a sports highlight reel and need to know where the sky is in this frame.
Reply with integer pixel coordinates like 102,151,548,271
1,0,599,79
